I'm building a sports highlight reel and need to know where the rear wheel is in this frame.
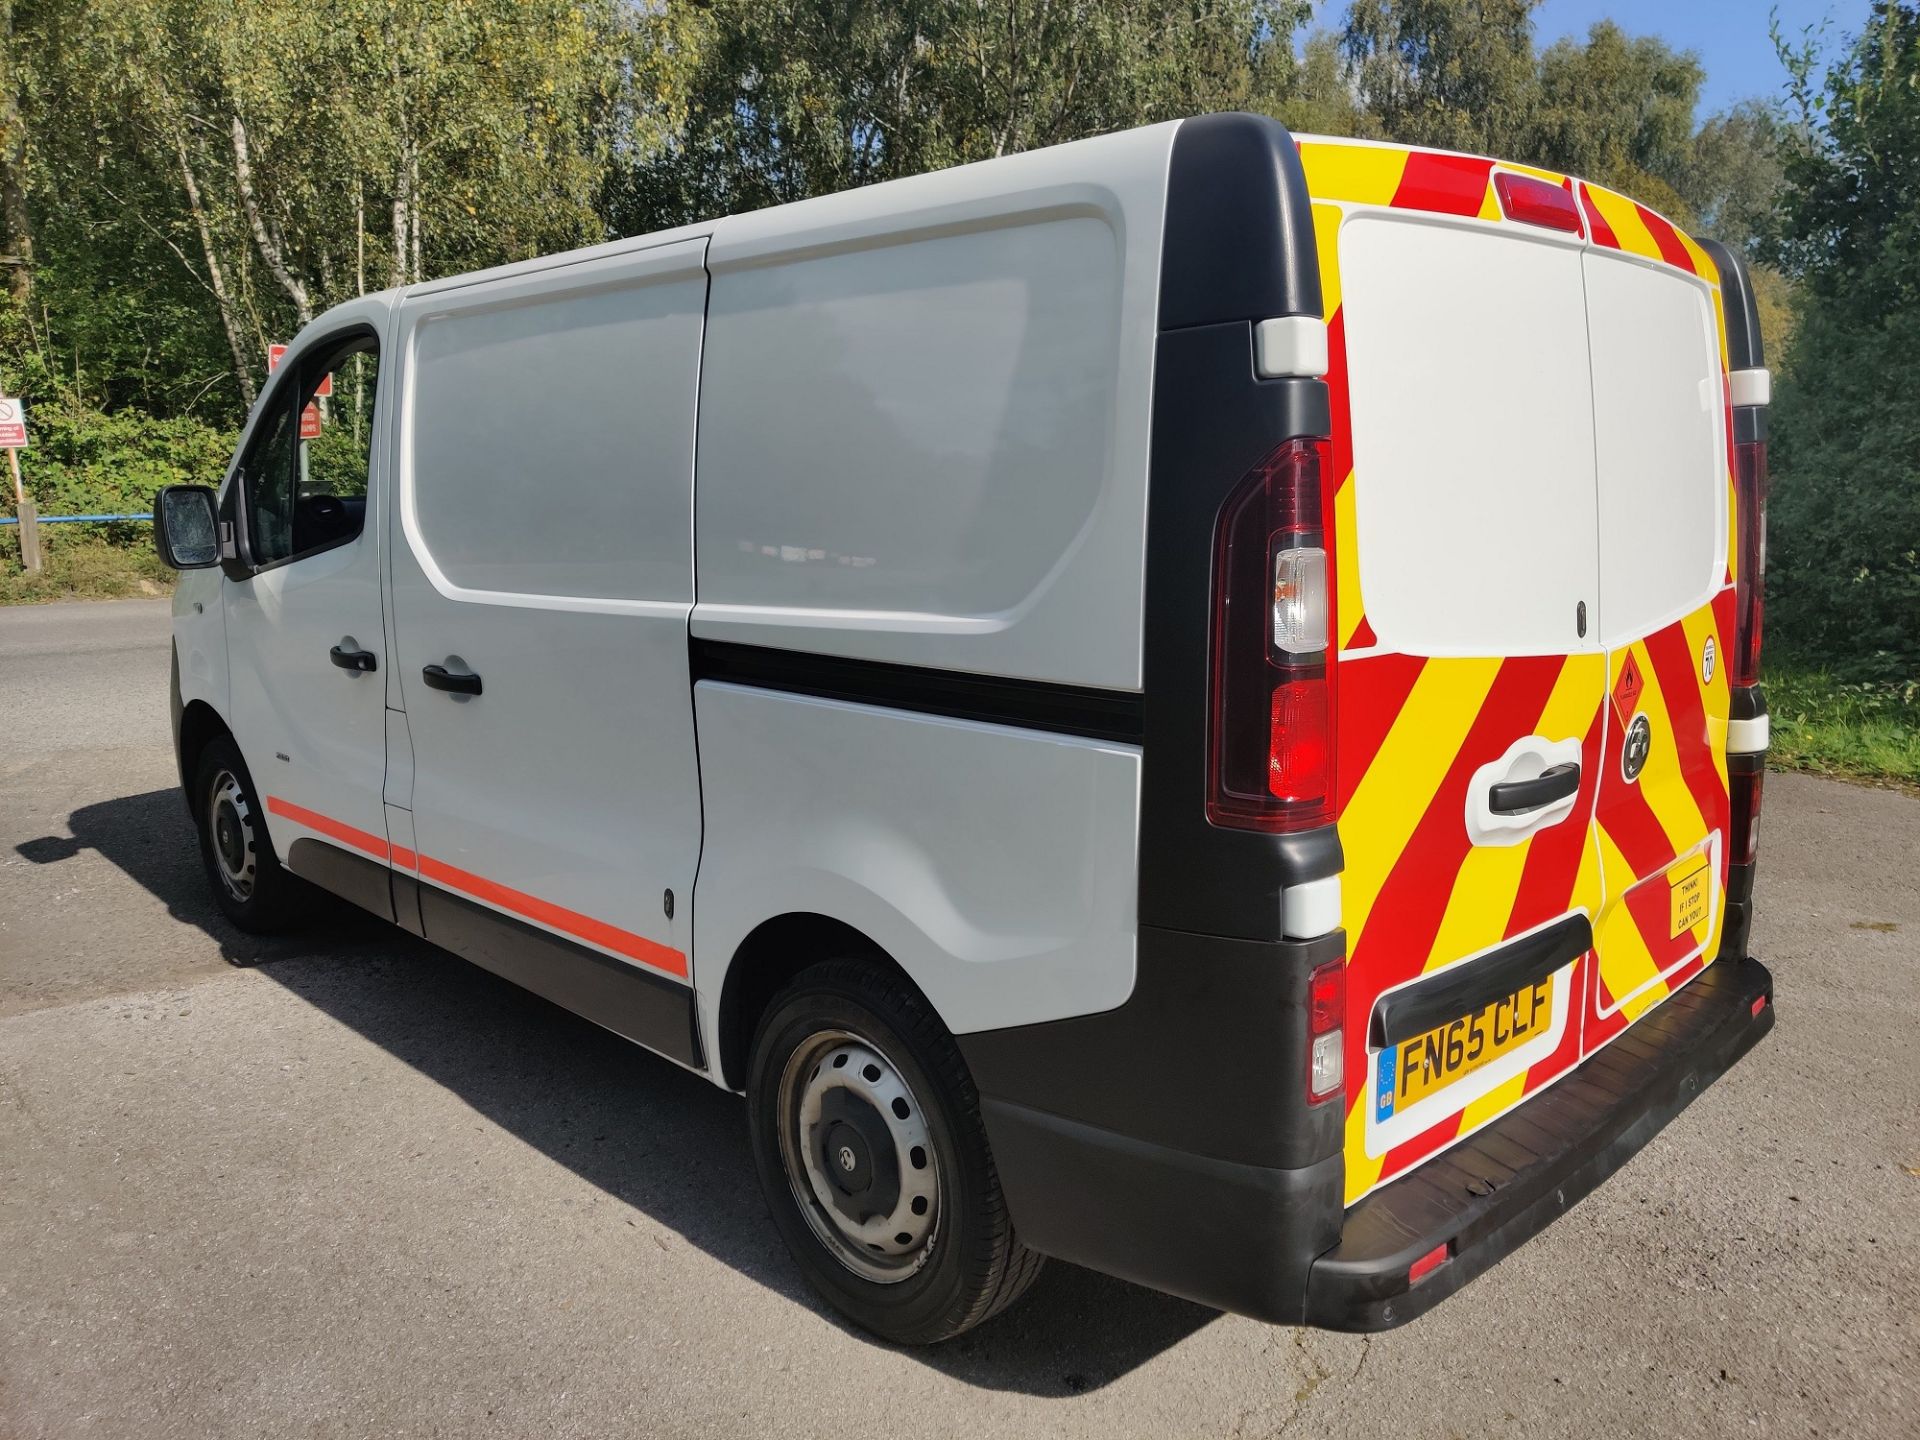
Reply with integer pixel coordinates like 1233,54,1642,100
192,734,310,937
747,960,1044,1344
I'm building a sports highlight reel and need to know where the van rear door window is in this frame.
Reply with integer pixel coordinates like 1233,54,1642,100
1339,214,1600,658
1582,253,1726,644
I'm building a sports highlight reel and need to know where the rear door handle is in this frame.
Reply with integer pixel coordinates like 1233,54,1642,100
329,644,377,673
422,663,482,696
1489,761,1580,815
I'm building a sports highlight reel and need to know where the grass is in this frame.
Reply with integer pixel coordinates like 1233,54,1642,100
1765,659,1920,789
0,529,175,604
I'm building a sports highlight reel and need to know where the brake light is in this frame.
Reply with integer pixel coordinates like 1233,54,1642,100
1307,958,1345,1105
1732,437,1768,687
1730,762,1764,866
1207,436,1336,831
1494,172,1584,237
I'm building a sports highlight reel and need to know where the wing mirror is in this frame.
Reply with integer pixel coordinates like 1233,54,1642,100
152,484,222,569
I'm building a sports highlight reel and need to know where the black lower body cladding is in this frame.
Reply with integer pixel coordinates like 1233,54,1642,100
962,922,1775,1328
958,924,1346,1322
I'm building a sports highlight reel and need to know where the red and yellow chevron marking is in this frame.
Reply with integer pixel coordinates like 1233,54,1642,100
1300,136,1745,1204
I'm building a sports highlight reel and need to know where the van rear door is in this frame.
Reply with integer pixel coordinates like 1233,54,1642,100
1324,191,1609,1204
1578,211,1734,1053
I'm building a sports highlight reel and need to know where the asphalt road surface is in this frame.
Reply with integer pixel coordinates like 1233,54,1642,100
2,599,1915,1439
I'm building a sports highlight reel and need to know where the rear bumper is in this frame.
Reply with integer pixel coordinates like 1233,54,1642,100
1306,955,1773,1329
969,953,1773,1329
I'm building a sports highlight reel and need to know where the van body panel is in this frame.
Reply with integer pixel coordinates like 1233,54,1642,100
693,123,1177,692
690,681,1142,1049
384,238,707,997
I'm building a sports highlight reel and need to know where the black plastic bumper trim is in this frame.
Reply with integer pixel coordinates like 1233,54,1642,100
1307,957,1774,1331
1371,914,1592,1048
978,1098,1344,1324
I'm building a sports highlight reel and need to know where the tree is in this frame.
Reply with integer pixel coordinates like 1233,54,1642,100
1766,2,1920,677
1529,19,1702,214
622,0,1311,231
1340,0,1540,158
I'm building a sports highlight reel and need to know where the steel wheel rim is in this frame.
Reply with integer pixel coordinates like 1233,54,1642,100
206,769,257,902
777,1027,941,1285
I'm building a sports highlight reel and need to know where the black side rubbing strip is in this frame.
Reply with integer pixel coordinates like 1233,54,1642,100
689,639,1144,746
1371,914,1592,1048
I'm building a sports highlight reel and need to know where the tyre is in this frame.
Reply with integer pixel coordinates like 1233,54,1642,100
747,959,1045,1344
191,734,312,937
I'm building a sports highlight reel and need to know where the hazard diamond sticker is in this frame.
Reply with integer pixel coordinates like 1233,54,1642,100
1612,650,1645,724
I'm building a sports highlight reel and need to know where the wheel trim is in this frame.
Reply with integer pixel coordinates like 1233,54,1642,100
207,769,259,902
777,1029,941,1285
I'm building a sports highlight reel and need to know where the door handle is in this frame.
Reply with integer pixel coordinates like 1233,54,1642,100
422,663,482,696
1489,761,1580,815
329,644,377,673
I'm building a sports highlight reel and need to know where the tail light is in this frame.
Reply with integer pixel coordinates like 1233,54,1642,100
1206,436,1336,831
1731,437,1768,688
1730,761,1764,867
1494,172,1584,237
1307,958,1345,1104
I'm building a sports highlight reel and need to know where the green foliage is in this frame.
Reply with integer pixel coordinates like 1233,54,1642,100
1767,2,1920,684
0,530,176,604
621,1,1312,231
13,403,235,516
1340,0,1541,157
1766,661,1920,786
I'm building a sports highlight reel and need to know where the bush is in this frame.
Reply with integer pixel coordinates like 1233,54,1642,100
11,404,237,521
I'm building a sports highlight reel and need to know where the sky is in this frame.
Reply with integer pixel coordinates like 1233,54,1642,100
1531,0,1874,116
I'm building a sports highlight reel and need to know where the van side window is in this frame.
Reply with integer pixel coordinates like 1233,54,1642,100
241,339,379,568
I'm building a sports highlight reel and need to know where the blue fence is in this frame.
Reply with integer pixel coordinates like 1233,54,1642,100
1,512,152,525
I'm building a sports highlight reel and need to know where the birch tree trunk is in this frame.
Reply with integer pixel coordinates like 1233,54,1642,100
175,135,257,408
230,114,312,323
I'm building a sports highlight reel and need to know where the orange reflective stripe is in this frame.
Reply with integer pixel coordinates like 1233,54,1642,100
266,796,390,861
266,797,688,980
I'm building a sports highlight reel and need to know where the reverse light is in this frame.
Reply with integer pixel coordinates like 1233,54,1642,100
1494,172,1584,236
1731,437,1768,688
1307,958,1345,1105
1207,437,1336,832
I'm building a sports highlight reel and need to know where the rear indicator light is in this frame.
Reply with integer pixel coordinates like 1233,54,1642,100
1730,762,1764,866
1307,958,1345,1105
1207,437,1336,832
1731,437,1768,687
1494,172,1584,236
1409,1242,1452,1286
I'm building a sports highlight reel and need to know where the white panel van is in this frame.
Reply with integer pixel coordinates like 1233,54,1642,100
155,114,1775,1341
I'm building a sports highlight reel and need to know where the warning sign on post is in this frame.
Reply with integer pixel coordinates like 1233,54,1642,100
267,344,332,397
0,396,28,449
300,403,323,440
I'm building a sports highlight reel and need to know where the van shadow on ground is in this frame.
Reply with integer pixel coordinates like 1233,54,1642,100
26,787,1219,1396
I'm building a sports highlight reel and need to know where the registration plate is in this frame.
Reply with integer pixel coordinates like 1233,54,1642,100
1374,977,1553,1121
1669,854,1711,938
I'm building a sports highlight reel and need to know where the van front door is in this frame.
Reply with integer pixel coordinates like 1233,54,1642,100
225,321,394,916
384,238,709,1066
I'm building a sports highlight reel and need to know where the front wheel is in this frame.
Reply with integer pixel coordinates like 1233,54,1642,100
747,960,1044,1344
191,734,311,938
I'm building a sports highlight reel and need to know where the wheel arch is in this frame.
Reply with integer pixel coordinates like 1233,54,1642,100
715,911,923,1092
176,695,235,818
